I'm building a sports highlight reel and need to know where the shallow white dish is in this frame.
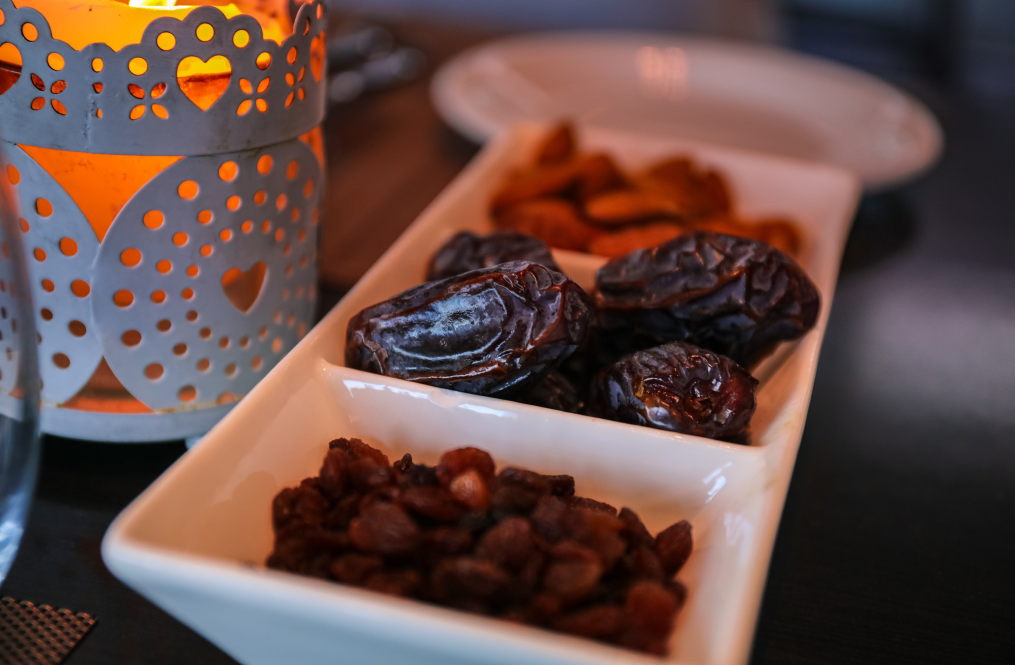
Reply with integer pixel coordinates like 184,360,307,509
431,32,942,190
103,126,860,665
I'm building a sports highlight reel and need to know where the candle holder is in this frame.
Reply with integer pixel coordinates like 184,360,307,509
0,0,327,441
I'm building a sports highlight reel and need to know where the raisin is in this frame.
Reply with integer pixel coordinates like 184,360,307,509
399,486,464,522
393,454,440,488
318,448,350,499
655,520,693,576
475,517,534,569
330,554,383,584
425,527,473,556
290,484,328,528
427,231,561,281
619,546,666,582
436,447,496,486
347,456,395,491
552,604,626,639
449,469,490,510
542,541,604,604
625,581,678,637
328,437,390,467
588,341,758,439
594,230,820,368
431,557,511,601
348,502,421,557
363,569,421,598
346,262,594,396
618,507,655,548
569,496,617,516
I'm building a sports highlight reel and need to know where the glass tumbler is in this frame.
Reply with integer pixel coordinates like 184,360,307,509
0,140,40,588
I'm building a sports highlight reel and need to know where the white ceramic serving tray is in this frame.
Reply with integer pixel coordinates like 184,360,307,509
103,125,861,665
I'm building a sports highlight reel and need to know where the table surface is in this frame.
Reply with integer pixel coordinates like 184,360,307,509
4,14,1015,665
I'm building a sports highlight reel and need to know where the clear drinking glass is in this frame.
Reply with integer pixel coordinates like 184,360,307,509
0,140,40,588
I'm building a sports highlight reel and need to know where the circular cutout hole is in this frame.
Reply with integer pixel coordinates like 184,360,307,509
196,23,214,41
144,363,164,380
258,326,268,340
178,180,198,200
225,362,237,377
7,165,20,185
219,229,232,242
298,322,307,338
199,327,211,339
285,265,292,277
122,329,141,346
181,287,194,300
156,259,172,274
71,279,90,297
187,265,199,278
22,23,38,42
156,319,171,332
197,210,213,224
40,307,53,321
290,208,300,222
200,244,213,257
282,287,290,300
286,73,294,86
150,290,166,304
275,194,287,211
256,52,271,69
59,237,77,256
240,336,250,348
218,161,237,181
47,52,64,71
114,290,134,307
91,57,103,72
120,247,142,267
69,320,87,337
178,385,197,402
298,228,307,242
218,336,229,349
261,221,271,233
241,220,253,233
257,155,273,174
251,355,262,370
33,248,46,262
128,57,148,75
52,353,70,369
157,32,176,50
217,392,236,405
254,190,266,205
272,337,283,353
274,228,284,242
273,310,282,324
173,232,188,246
287,313,295,326
36,198,52,217
41,278,54,292
143,210,164,229
226,195,240,211
304,179,314,197
186,310,198,322
19,219,28,233
173,342,187,356
287,160,299,180
233,29,249,48
197,358,210,372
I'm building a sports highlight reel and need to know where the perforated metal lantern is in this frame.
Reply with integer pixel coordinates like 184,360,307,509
0,0,326,441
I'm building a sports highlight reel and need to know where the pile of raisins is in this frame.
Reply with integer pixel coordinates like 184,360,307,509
269,438,692,655
346,228,820,441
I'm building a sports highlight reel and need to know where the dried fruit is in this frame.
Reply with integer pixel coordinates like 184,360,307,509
267,441,693,655
516,371,584,414
426,231,560,281
588,341,758,438
493,198,600,252
347,262,595,396
594,231,820,367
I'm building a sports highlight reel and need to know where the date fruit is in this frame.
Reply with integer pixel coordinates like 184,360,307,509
587,341,758,438
595,231,820,367
426,231,560,281
346,261,595,396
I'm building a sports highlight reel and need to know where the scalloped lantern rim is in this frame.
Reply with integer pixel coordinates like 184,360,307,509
0,0,327,155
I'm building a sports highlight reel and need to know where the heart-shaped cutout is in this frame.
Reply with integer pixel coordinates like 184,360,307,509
178,55,232,110
222,262,266,313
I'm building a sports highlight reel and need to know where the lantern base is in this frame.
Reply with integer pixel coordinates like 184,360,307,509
40,403,233,443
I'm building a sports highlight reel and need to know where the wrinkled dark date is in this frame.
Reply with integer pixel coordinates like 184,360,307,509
595,231,820,368
346,261,595,396
588,341,758,438
427,231,561,281
268,438,692,655
517,371,584,414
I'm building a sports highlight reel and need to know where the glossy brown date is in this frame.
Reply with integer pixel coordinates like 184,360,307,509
346,261,595,396
426,231,561,281
587,341,758,438
594,231,820,368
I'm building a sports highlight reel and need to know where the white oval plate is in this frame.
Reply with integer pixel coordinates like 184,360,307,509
432,32,942,190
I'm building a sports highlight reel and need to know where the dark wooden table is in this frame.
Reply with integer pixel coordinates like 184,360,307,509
4,16,1015,665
